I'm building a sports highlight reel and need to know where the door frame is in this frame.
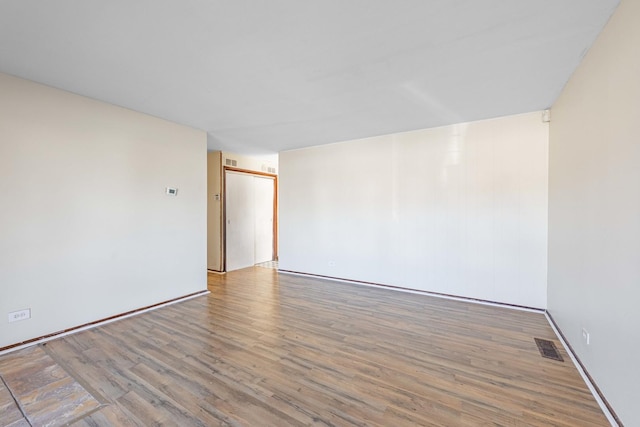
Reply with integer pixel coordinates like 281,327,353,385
223,166,278,271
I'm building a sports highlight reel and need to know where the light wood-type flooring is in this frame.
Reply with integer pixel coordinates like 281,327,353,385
0,267,609,426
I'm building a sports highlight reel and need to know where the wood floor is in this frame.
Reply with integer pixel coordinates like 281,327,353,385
0,267,609,426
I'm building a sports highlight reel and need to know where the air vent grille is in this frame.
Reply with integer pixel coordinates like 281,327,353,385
225,158,237,167
534,338,564,362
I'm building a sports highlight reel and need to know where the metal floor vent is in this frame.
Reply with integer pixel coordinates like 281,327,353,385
534,338,564,362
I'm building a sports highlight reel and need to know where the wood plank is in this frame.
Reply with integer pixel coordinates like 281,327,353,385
0,267,610,426
0,378,26,427
70,404,141,427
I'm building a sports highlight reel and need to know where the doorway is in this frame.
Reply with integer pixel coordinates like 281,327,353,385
224,169,277,272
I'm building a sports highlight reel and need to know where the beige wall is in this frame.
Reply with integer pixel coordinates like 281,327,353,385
548,0,640,424
0,73,207,349
280,112,549,308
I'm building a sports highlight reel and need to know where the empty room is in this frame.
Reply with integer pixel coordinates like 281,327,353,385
0,1,637,426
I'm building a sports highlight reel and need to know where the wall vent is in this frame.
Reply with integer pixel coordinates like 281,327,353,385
268,167,276,174
225,158,237,167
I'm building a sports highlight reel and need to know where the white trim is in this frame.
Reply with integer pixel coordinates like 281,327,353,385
544,312,618,427
278,270,544,313
0,290,210,357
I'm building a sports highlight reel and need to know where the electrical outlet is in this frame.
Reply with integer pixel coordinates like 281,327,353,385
8,309,31,323
582,328,590,345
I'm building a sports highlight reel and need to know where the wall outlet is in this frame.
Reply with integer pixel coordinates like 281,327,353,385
8,309,31,323
582,328,590,345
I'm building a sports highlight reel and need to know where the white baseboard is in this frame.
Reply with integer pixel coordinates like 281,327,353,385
544,312,618,427
279,270,544,313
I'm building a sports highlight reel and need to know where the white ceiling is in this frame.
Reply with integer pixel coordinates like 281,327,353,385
0,1,619,154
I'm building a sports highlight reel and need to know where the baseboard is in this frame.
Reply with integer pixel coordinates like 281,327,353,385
279,269,620,425
545,312,622,427
0,290,210,355
278,269,544,313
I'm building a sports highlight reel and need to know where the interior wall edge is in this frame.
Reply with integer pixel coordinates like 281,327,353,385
279,111,549,309
0,290,210,356
279,270,545,313
545,312,621,426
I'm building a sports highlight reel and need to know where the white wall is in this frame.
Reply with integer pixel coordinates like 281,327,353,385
280,112,548,308
548,0,640,424
0,73,207,349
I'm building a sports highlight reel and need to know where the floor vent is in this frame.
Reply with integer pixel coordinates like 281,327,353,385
534,338,564,362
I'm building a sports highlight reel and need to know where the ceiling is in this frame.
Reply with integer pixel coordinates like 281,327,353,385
0,1,619,154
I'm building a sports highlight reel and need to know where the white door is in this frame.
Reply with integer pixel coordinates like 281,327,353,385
225,172,255,271
254,176,274,264
225,171,275,271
